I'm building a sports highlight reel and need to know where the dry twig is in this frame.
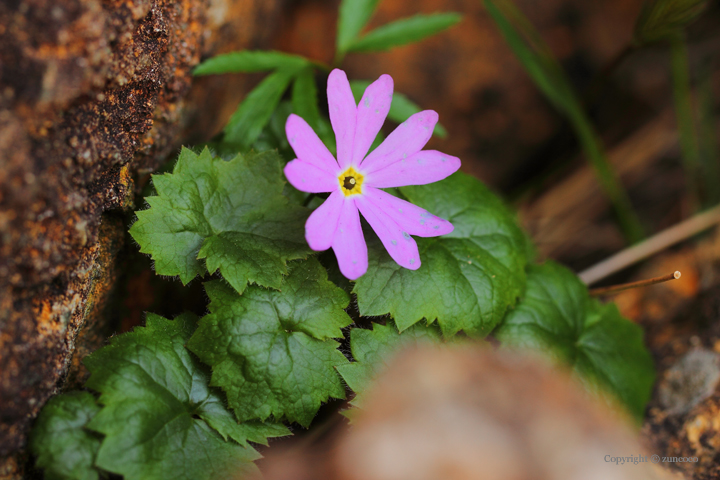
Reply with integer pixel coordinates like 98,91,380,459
580,205,720,284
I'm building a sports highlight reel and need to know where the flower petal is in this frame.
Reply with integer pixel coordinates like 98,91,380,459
286,114,339,175
365,150,461,188
327,69,357,170
363,187,454,237
331,198,368,280
284,159,338,193
305,190,344,251
360,110,438,173
356,195,420,270
352,74,393,165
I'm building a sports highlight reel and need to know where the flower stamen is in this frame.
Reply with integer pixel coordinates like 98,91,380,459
339,167,364,196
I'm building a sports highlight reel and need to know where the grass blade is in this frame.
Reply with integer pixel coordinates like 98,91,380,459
698,61,720,206
670,32,701,210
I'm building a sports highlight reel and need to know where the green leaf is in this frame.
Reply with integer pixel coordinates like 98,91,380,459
188,258,351,426
354,172,529,337
634,0,709,45
84,313,288,480
30,391,103,480
337,0,381,53
292,67,322,130
350,80,447,138
193,50,309,76
337,322,440,402
494,262,656,421
223,67,300,150
252,100,294,156
483,0,573,114
349,13,462,52
130,147,311,294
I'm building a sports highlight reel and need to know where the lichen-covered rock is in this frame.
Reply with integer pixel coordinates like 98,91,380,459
0,0,282,475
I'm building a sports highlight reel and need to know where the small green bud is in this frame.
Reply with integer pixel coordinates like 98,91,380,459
634,0,709,45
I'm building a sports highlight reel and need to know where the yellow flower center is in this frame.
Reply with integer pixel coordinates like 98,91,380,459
339,167,364,196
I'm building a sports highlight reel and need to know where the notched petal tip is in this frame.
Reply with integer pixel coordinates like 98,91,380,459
376,74,394,92
327,69,352,101
418,109,439,127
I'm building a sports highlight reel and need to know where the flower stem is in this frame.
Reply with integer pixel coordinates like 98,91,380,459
567,106,645,244
670,31,701,211
698,60,720,206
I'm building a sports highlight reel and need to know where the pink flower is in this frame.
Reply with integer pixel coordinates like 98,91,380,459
284,69,461,280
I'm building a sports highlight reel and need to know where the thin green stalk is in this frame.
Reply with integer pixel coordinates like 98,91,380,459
568,106,645,243
698,61,720,206
484,0,645,244
670,32,700,210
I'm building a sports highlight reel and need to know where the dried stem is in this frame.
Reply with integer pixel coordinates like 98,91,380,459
589,271,681,297
579,203,720,285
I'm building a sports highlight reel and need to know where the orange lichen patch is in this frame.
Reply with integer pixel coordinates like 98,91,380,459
66,217,125,387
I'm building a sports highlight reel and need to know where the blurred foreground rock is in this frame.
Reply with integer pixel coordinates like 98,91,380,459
260,345,678,480
0,0,283,476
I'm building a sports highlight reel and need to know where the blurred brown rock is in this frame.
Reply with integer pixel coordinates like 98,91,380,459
260,345,678,480
0,0,283,476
